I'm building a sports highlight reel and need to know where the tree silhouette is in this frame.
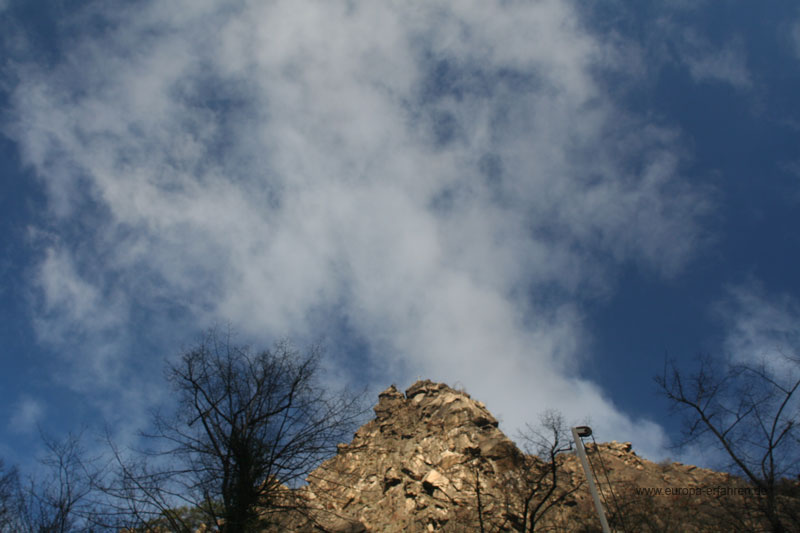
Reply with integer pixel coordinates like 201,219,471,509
103,330,365,532
656,353,800,532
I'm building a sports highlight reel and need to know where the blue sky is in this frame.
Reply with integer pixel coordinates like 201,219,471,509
1,0,800,471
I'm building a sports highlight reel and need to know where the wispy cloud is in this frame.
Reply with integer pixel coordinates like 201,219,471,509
716,282,800,375
636,16,752,91
676,29,752,89
8,395,44,434
7,0,712,458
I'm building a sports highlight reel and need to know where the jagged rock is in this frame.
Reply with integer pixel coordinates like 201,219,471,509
270,380,776,532
374,385,405,420
300,381,522,531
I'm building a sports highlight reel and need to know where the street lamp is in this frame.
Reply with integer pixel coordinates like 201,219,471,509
572,426,611,533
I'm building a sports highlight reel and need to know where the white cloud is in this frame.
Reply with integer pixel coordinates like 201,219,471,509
677,30,752,89
9,395,44,434
28,240,131,389
642,19,752,91
7,0,712,459
716,283,800,376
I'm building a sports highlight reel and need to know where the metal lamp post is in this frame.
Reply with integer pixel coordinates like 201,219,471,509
572,426,611,533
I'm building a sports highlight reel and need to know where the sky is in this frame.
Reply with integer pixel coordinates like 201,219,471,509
1,0,800,472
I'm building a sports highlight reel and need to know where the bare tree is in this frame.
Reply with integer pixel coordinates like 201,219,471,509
3,432,101,533
457,461,510,533
511,410,581,532
93,434,198,532
104,330,365,532
656,353,800,533
0,459,20,532
462,410,580,532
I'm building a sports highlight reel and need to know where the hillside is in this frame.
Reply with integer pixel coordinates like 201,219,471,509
267,380,770,532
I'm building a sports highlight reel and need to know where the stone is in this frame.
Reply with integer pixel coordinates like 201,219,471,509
264,380,769,532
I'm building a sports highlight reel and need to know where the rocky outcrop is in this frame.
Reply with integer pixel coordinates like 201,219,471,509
276,380,776,532
303,381,524,531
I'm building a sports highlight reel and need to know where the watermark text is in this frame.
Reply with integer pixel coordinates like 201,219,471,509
633,486,766,497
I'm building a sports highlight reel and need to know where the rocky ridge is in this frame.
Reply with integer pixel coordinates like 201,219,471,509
282,380,760,532
305,380,522,531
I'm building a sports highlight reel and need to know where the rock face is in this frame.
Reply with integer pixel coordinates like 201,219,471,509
305,380,524,531
282,380,769,532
